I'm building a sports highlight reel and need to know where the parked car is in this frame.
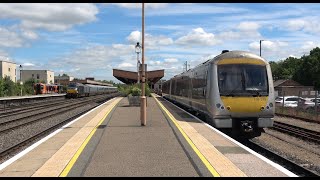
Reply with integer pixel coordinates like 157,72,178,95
275,96,300,108
297,98,315,110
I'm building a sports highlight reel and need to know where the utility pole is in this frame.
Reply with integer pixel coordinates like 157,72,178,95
260,40,264,57
140,3,146,126
184,61,188,72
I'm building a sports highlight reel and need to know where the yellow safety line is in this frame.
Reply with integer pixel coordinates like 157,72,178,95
59,99,120,177
152,94,220,177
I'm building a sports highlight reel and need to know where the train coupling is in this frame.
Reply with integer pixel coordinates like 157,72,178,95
240,120,253,133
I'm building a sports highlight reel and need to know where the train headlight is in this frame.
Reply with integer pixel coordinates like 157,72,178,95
216,103,221,108
269,103,273,107
74,88,77,91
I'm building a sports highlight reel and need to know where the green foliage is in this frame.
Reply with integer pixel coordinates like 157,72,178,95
23,78,36,95
131,87,141,96
270,47,320,90
116,83,151,97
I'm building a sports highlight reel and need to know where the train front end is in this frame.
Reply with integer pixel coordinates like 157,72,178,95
210,51,275,137
66,83,79,98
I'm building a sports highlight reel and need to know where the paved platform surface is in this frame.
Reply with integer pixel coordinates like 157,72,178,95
0,94,295,177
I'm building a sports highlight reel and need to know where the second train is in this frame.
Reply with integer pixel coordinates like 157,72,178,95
66,82,118,98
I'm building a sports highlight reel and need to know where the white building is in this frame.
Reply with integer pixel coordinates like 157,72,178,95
0,60,17,82
21,70,54,84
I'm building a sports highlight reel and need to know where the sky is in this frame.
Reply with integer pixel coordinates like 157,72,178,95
1,3,320,83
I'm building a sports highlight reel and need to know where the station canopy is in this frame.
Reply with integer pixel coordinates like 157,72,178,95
113,69,164,85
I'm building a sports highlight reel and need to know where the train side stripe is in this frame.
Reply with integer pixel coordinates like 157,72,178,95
152,94,220,177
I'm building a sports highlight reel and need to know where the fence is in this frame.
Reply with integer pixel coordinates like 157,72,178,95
275,90,319,121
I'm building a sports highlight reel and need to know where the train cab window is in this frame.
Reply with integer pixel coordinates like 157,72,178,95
218,64,268,96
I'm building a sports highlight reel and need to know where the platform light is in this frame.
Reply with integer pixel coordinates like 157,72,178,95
135,42,141,84
19,65,23,96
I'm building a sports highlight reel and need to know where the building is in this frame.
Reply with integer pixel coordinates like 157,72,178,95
54,75,74,86
152,79,165,92
274,79,314,97
72,77,113,87
0,60,17,82
21,70,54,84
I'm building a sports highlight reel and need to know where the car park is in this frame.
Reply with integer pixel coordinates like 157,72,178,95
275,96,300,107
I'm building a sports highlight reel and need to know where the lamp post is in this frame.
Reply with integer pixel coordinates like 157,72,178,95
58,74,61,93
141,3,146,126
260,40,265,57
135,42,141,84
19,65,23,96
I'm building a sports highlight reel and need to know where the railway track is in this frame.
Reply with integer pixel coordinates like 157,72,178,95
271,121,320,144
237,138,319,177
162,96,319,177
275,113,320,124
0,92,120,161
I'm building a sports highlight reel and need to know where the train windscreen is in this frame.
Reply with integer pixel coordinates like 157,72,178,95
218,64,268,96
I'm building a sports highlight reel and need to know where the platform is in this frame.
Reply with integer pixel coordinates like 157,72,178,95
0,94,297,177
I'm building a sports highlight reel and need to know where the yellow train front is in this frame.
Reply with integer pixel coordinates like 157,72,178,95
162,50,275,138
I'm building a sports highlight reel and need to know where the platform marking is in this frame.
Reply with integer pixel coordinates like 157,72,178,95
152,94,220,177
59,97,121,177
0,97,116,172
160,96,298,177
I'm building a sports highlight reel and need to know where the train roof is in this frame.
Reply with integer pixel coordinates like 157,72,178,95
171,50,267,79
212,50,266,64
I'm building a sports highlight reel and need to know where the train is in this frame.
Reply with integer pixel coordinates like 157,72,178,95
66,82,118,98
162,50,275,138
34,83,63,95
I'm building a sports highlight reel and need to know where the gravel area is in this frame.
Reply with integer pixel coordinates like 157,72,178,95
274,115,320,132
0,96,66,112
252,129,320,175
0,99,104,164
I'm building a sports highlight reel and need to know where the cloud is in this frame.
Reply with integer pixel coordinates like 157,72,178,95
175,28,220,46
22,62,36,66
111,3,168,9
286,18,320,34
249,40,288,51
126,31,173,49
0,3,98,31
301,41,320,51
145,34,173,49
118,62,135,68
164,58,178,63
237,22,260,31
0,27,24,47
127,31,141,44
21,29,38,40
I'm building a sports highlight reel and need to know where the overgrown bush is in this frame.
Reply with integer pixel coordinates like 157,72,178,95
116,83,152,97
131,87,141,96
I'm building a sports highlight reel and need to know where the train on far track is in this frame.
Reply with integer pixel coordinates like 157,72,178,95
66,82,118,98
34,83,63,95
162,50,275,138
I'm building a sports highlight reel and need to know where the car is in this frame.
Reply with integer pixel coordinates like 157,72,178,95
297,97,315,110
275,96,300,108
